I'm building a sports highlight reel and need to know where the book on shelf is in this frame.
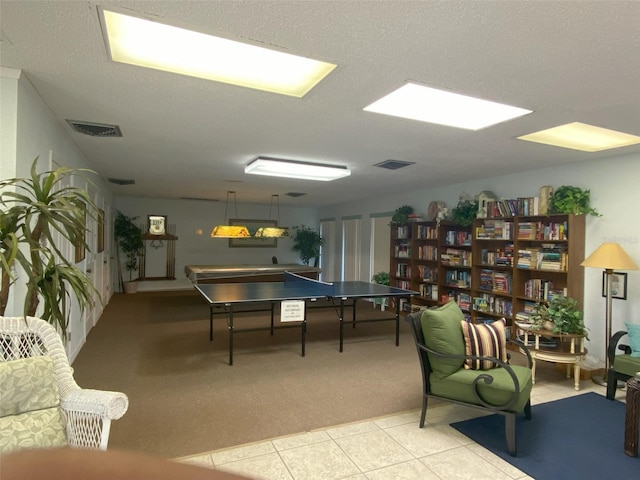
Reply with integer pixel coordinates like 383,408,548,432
441,248,472,266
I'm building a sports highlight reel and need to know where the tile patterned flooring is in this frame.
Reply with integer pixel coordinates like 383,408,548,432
176,374,623,480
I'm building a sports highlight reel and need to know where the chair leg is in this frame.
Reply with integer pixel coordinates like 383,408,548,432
606,370,617,400
505,413,516,456
524,399,532,420
419,395,428,428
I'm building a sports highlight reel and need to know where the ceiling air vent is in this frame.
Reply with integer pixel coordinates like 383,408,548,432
67,120,123,137
285,192,307,198
108,178,135,186
374,159,415,170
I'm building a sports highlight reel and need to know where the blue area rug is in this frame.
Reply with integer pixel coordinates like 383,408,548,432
450,392,638,480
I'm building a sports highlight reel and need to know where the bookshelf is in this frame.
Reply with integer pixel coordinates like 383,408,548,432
391,214,585,339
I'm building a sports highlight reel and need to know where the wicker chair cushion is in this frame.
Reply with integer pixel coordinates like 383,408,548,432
613,354,640,377
0,356,66,452
420,301,465,376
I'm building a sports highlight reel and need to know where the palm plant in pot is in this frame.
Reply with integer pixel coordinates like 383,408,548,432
292,225,324,266
114,211,144,293
0,158,98,338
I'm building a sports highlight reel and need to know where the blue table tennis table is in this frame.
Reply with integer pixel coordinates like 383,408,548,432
194,272,418,365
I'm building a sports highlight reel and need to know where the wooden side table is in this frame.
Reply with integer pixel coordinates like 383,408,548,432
519,328,587,391
625,373,640,457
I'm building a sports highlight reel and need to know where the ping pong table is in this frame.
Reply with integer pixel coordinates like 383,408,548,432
194,272,418,365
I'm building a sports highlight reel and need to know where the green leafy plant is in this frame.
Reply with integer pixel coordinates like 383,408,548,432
0,158,98,337
372,271,390,286
451,198,478,226
291,225,324,266
391,205,413,224
530,296,587,337
114,211,144,282
548,186,600,216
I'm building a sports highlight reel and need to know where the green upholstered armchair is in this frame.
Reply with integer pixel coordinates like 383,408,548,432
406,302,533,456
606,330,640,400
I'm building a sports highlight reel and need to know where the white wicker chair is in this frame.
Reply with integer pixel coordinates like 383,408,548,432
0,316,128,450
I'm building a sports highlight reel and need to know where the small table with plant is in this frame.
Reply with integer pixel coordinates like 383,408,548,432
516,296,588,391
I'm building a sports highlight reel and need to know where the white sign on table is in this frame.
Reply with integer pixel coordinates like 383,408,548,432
280,300,305,322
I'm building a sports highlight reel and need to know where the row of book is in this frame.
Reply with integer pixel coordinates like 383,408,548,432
441,248,472,266
445,270,471,288
472,295,513,317
517,221,568,241
441,291,471,311
395,263,410,278
485,197,541,218
417,245,437,261
394,244,411,258
516,245,568,271
395,225,411,239
417,265,436,281
479,246,514,267
523,279,567,300
443,230,472,246
475,220,513,239
478,269,512,294
420,284,438,300
416,225,438,239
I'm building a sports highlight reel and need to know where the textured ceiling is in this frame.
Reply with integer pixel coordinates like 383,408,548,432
1,1,639,207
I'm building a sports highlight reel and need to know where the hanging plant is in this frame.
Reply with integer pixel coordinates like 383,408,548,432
548,186,600,216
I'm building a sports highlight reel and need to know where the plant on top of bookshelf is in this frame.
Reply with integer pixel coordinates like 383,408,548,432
451,196,478,226
372,271,390,286
548,186,600,216
530,296,587,337
391,205,414,224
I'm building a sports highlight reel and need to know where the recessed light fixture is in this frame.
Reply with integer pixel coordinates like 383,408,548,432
363,83,532,130
99,8,336,97
518,122,640,152
245,157,350,182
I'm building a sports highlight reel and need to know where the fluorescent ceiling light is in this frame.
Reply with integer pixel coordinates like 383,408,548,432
518,122,640,152
363,83,532,130
100,9,336,97
245,158,350,181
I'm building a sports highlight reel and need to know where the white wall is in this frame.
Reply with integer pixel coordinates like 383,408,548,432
113,196,318,286
318,152,640,365
1,69,114,361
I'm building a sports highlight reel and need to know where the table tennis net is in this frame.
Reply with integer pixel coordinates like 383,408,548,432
284,271,334,296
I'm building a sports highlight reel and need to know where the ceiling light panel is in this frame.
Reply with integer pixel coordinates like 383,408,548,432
518,122,640,152
245,158,350,181
364,83,532,130
100,9,336,97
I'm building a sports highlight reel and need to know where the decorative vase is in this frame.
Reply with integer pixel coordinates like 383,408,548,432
123,281,138,294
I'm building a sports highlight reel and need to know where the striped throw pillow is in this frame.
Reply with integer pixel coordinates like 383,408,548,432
461,319,507,370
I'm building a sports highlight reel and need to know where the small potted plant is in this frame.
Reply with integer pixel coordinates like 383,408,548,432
451,198,479,226
291,225,324,266
530,296,587,337
372,271,390,309
548,186,600,216
391,205,414,224
114,211,144,293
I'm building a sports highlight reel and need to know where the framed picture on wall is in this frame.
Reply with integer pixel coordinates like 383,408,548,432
602,271,627,300
97,209,105,253
74,202,86,263
229,219,278,248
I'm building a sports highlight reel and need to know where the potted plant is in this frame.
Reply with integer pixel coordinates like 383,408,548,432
530,296,587,337
548,186,600,216
114,211,144,293
451,197,479,226
372,271,390,309
291,225,324,266
0,158,98,337
391,205,414,224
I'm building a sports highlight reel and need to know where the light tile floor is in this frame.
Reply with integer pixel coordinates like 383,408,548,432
176,374,625,480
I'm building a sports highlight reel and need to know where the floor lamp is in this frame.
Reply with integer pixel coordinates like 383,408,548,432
581,243,639,386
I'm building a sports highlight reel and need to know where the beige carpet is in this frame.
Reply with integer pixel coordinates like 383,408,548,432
71,290,424,458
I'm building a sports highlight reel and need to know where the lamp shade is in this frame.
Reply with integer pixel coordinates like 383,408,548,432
210,225,251,238
254,227,291,238
581,243,639,270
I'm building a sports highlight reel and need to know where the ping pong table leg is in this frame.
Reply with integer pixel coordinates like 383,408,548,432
228,306,234,366
270,302,275,336
301,303,307,357
394,298,401,346
339,299,345,352
209,306,214,341
352,298,357,328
